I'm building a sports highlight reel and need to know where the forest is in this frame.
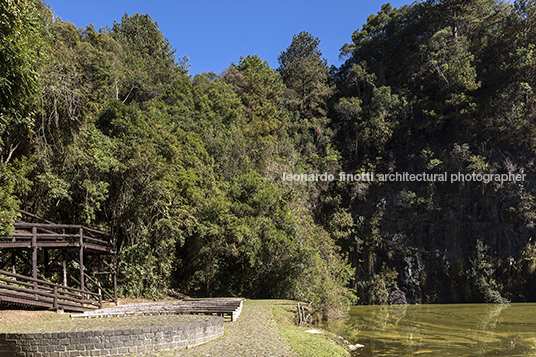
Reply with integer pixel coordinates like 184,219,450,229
1,0,536,319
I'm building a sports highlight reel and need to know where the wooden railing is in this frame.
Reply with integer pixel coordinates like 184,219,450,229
0,269,101,312
0,222,114,252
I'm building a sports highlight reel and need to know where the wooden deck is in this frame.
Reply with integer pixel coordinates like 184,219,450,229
0,210,117,312
71,299,244,321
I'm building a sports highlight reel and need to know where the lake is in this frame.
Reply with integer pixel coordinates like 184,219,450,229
321,303,536,356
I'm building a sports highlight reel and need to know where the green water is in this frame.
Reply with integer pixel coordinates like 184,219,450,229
321,303,536,356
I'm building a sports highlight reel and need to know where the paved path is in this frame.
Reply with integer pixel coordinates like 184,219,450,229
157,302,297,357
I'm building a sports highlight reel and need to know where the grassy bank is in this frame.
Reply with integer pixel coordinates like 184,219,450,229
266,300,350,357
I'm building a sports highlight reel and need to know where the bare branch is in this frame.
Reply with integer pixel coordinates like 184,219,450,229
4,143,19,164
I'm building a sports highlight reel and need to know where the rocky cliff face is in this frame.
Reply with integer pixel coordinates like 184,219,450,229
347,147,536,304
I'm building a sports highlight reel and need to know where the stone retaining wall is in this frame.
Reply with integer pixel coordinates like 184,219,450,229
0,315,223,357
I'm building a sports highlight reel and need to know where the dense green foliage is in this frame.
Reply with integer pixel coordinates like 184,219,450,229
331,0,536,304
2,0,536,314
0,0,353,318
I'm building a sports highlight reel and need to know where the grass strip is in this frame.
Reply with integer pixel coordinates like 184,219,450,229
270,300,350,357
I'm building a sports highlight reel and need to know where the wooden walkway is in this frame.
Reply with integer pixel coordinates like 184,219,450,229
0,269,101,312
71,299,244,321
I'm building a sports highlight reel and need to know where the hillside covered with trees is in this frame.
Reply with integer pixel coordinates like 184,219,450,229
1,0,536,317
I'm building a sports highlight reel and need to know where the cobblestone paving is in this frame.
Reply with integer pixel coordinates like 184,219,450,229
156,302,297,357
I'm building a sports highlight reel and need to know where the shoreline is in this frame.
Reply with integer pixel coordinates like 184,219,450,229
0,299,350,357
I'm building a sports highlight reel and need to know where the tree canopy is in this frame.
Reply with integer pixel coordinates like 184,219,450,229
2,0,536,311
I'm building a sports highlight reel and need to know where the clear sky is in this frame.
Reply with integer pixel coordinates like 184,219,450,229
43,0,415,76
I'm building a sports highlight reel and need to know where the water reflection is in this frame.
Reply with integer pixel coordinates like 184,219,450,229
322,303,536,356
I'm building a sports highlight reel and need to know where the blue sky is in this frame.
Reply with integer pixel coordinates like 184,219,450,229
44,0,415,76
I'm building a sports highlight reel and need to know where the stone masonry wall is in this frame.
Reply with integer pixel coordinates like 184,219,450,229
0,315,223,357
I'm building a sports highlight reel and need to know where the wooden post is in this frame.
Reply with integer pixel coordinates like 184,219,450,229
32,226,38,300
113,240,117,302
11,235,16,274
79,227,85,292
32,226,37,280
53,285,58,310
97,278,102,308
44,249,49,278
62,252,67,287
11,251,16,275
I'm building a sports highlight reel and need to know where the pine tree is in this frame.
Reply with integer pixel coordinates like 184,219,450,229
278,31,332,122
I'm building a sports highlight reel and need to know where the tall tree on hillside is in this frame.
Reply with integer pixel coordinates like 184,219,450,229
111,13,189,103
278,31,332,122
230,55,285,136
339,3,411,87
278,32,337,175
